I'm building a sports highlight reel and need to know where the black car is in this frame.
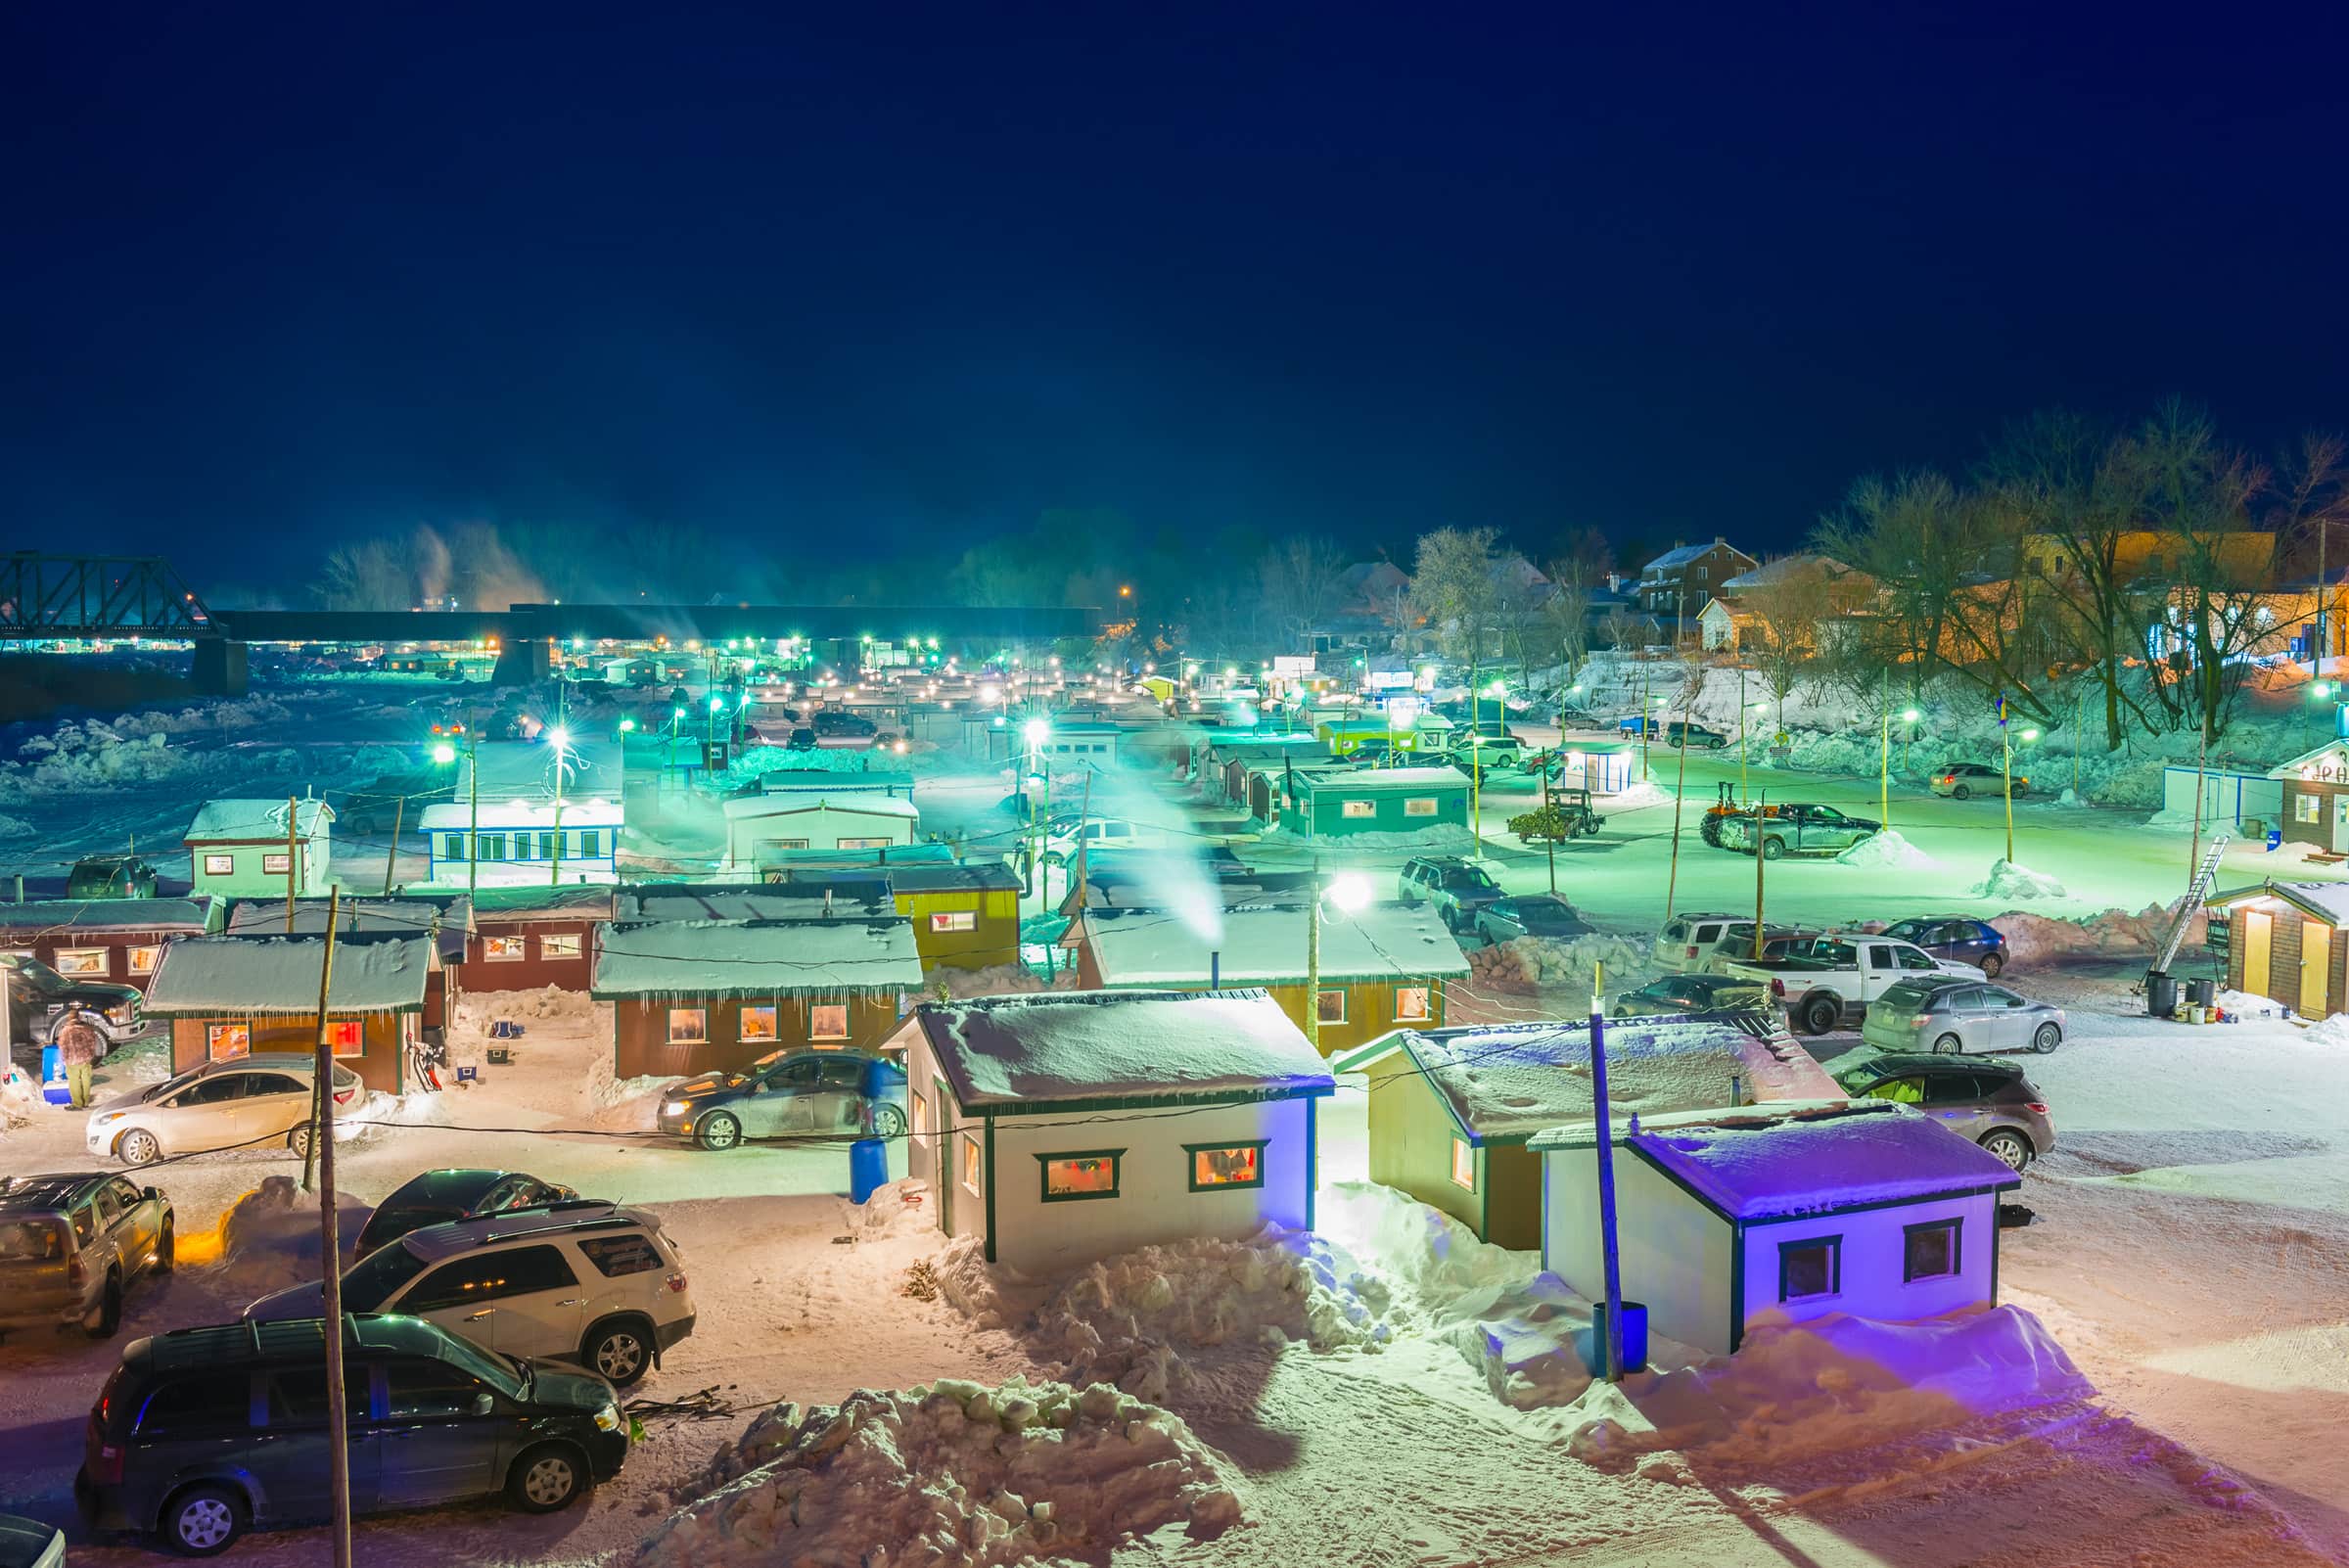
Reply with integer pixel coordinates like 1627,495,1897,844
811,711,877,737
1473,895,1595,944
78,1314,627,1555
786,726,818,751
1611,972,1778,1018
4,957,142,1050
1666,721,1728,749
352,1170,578,1259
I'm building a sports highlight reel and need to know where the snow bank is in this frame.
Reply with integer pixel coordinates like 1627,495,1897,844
1464,932,1656,993
1991,903,2171,965
1551,1307,2093,1471
2214,988,2290,1022
339,1089,450,1142
452,984,597,1029
1601,780,1674,812
636,1379,1239,1567
210,1176,370,1293
0,702,406,803
930,963,1047,999
1969,859,2068,899
1274,821,1478,853
939,1226,1389,1402
0,1065,40,1130
1835,828,1936,870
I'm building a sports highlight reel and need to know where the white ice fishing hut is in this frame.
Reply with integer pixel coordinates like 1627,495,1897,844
1532,1100,2021,1356
896,989,1335,1271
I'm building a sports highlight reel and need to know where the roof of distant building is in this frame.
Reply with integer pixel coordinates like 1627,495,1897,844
144,932,432,1015
1081,899,1468,986
186,799,333,843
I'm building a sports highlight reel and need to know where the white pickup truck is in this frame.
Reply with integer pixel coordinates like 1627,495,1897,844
1719,932,1984,1036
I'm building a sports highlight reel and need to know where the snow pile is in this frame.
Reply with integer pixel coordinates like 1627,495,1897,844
210,1176,369,1293
636,1379,1239,1568
1834,829,1936,870
939,1226,1389,1401
930,963,1047,999
1464,932,1656,993
1991,904,2171,965
2294,1012,2349,1044
1969,859,2068,899
339,1089,450,1142
108,697,295,738
453,984,596,1029
1549,1307,2094,1471
2214,988,2288,1021
0,1065,40,1130
0,812,32,838
1274,821,1478,853
1600,780,1674,812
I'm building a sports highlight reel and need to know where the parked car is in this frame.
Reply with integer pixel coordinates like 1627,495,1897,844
1720,932,1985,1035
1652,910,1746,973
1861,977,2064,1055
1665,721,1728,750
1044,816,1172,866
1695,922,1822,973
84,1055,364,1168
0,1173,173,1340
1473,895,1594,945
1879,916,2010,977
78,1314,628,1554
0,1516,62,1568
3,955,143,1050
1610,972,1779,1018
811,711,877,738
353,1170,579,1259
247,1202,693,1388
1930,761,2026,800
1713,803,1880,859
1830,1051,2056,1171
65,854,159,900
1398,857,1505,931
657,1049,910,1151
786,726,818,751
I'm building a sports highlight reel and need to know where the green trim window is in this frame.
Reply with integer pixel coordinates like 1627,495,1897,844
667,1007,707,1044
202,853,234,876
1777,1234,1842,1302
1341,800,1376,818
538,831,559,859
809,1001,850,1040
576,830,603,857
1315,988,1347,1024
477,834,506,861
959,1132,984,1196
440,834,466,861
1449,1136,1476,1192
1902,1219,1961,1283
1036,1149,1124,1201
1395,985,1433,1023
1184,1140,1267,1191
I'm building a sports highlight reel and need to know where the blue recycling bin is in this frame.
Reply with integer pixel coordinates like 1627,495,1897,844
849,1137,890,1204
39,1045,70,1107
1580,1300,1650,1375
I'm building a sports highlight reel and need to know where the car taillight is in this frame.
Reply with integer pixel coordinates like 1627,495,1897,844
1684,945,1698,959
91,1440,124,1487
67,1255,87,1291
666,1272,689,1293
1911,1015,1931,1027
1769,978,1785,998
2024,1102,2049,1114
333,1087,357,1105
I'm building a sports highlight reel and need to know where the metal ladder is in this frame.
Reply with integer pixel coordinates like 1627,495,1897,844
2150,833,2232,977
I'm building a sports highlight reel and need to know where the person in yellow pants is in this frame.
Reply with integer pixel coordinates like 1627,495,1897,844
53,1007,105,1110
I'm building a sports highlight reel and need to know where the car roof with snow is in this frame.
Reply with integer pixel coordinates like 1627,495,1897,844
1533,1100,2022,1218
397,1200,659,1259
1077,900,1469,986
909,989,1335,1113
1332,1014,1844,1144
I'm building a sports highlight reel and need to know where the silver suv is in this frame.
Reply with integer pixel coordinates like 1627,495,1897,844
1398,857,1503,932
0,1173,173,1339
1830,1052,2056,1172
246,1202,695,1387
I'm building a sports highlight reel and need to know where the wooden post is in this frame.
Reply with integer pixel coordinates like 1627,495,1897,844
382,795,404,898
1589,960,1626,1384
467,728,479,897
1752,789,1767,958
306,888,351,1568
301,891,341,1196
1878,666,1891,831
283,796,300,931
1665,690,1688,922
1305,853,1322,1051
1542,766,1557,897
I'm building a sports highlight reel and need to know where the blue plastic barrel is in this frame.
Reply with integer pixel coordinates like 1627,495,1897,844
849,1137,889,1204
1582,1300,1650,1375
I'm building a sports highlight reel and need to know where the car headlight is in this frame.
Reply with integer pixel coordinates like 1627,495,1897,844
106,1006,136,1026
91,1110,124,1125
593,1403,622,1432
662,1101,687,1117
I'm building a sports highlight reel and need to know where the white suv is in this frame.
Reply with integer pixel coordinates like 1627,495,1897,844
85,1054,366,1167
243,1202,694,1388
1652,911,1742,973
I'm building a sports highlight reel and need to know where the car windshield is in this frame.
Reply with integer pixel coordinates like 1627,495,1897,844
437,1335,525,1398
6,958,69,992
341,1238,433,1313
1830,1057,1897,1092
1881,920,1927,943
368,1205,463,1239
142,1067,207,1104
1877,981,1944,1010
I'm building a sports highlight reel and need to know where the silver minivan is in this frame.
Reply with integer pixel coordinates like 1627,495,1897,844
1861,978,2063,1055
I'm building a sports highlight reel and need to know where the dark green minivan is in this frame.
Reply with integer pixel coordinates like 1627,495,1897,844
78,1314,627,1555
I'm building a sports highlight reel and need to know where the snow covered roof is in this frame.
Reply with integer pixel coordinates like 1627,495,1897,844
1294,766,1467,796
466,885,616,922
720,794,922,821
1717,553,1861,591
1335,1015,1841,1143
417,798,623,830
590,918,923,998
185,798,333,844
615,884,894,923
912,989,1335,1112
2267,740,2349,781
142,933,433,1016
0,898,213,934
226,898,469,960
2243,880,2349,926
1641,541,1740,574
756,769,914,795
883,862,1021,895
1082,900,1469,987
1538,1101,2021,1219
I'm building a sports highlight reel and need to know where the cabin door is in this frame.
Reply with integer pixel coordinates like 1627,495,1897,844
2242,910,2273,1003
2302,922,2331,1017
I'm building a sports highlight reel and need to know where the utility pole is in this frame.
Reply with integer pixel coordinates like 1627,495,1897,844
1589,960,1626,1384
1877,667,1891,832
1541,765,1557,897
1305,853,1322,1052
1664,688,1688,922
381,796,404,898
307,888,352,1568
283,796,299,932
2001,714,2016,864
1736,667,1750,807
467,722,480,897
1752,789,1768,958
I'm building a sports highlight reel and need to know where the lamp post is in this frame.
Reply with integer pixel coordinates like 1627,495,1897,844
2003,725,2038,863
1879,703,1921,831
1023,718,1050,912
1472,678,1505,862
1306,869,1370,1051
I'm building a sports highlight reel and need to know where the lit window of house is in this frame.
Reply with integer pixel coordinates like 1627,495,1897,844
1038,1150,1122,1200
540,933,582,960
262,853,292,875
483,937,526,961
1394,986,1432,1022
207,1023,251,1060
1341,801,1376,818
667,1008,707,1043
1450,1137,1476,1191
1187,1141,1266,1190
203,853,234,876
930,911,977,933
960,1133,984,1196
738,1005,777,1042
54,948,109,977
127,945,162,976
1404,798,1438,816
325,1021,364,1056
1316,989,1346,1023
1778,1236,1842,1302
810,1002,850,1040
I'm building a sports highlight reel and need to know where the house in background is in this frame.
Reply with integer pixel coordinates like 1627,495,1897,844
0,898,220,992
722,794,922,868
1285,767,1469,840
589,917,924,1079
1070,899,1468,1054
1333,1015,1842,1249
464,885,614,992
185,799,334,900
1532,1101,2022,1355
746,768,917,804
224,897,469,1038
2267,740,2349,853
895,989,1335,1270
1636,539,1759,632
418,798,624,887
141,931,435,1094
2208,880,2349,1020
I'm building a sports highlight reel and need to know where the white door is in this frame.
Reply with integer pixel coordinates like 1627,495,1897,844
2332,794,2349,853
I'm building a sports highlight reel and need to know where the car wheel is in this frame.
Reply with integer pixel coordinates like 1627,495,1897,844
1761,837,1786,861
1953,783,1972,800
871,1102,908,1136
1980,1130,2033,1172
696,1111,743,1151
156,1216,175,1273
1980,951,2004,978
582,1318,653,1387
161,1484,245,1556
117,1129,161,1167
1931,1033,1964,1055
507,1444,588,1513
2032,1023,2061,1054
86,1272,123,1338
1801,995,1840,1036
288,1124,315,1159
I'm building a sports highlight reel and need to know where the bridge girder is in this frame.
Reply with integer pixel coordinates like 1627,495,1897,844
0,553,215,638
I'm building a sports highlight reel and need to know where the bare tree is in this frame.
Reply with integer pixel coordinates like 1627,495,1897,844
1258,535,1347,646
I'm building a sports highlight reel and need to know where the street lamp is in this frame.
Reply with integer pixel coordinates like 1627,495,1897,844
1306,870,1372,1050
1023,719,1051,909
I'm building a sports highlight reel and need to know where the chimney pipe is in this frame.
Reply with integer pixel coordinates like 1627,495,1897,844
1210,950,1221,990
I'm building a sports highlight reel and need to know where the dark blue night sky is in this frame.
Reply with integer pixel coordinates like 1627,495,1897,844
6,2,2344,585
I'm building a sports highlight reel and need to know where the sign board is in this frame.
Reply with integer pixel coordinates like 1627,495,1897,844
1366,669,1413,690
1272,655,1316,677
701,740,730,772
